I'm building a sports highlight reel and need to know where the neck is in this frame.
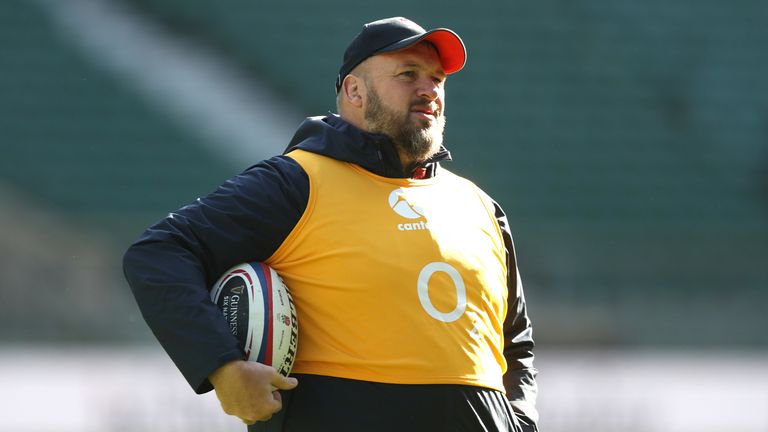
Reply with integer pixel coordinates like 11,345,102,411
339,109,366,133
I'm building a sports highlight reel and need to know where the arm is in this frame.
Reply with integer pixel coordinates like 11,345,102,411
494,201,539,432
122,155,309,393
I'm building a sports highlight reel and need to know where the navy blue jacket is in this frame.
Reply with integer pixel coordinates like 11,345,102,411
122,114,537,427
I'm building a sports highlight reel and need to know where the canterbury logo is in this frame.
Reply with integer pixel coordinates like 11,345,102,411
388,188,424,219
388,188,430,231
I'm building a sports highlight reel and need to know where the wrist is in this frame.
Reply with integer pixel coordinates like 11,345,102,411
209,359,245,387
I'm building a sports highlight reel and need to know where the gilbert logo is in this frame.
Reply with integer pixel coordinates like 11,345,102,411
388,188,430,231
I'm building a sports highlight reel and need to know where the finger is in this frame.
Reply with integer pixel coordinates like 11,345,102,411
272,390,283,404
254,392,283,418
244,408,274,424
271,375,299,390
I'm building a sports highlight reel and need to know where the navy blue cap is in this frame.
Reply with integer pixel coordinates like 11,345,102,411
335,17,466,93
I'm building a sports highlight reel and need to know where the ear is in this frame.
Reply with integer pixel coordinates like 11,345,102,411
342,74,365,108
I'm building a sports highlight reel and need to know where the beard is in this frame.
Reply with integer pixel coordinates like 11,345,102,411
363,84,445,164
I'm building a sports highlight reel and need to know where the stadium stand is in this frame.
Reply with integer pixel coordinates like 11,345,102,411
0,0,238,246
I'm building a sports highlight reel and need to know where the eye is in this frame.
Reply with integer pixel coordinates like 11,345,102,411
398,70,417,79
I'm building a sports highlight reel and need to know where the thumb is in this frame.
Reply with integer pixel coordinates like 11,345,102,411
271,374,299,391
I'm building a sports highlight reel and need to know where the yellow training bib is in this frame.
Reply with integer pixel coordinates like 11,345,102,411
266,150,509,391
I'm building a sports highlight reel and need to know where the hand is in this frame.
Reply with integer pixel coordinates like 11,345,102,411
208,360,299,424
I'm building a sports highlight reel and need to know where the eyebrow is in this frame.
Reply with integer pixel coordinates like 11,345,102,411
397,62,447,78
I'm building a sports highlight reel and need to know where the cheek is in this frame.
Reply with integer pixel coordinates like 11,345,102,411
387,90,414,111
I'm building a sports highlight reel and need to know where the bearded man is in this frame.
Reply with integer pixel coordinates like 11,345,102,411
123,17,539,432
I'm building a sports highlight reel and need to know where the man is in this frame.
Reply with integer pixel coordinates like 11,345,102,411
123,17,538,432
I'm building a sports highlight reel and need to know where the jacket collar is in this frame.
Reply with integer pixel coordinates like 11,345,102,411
284,114,451,179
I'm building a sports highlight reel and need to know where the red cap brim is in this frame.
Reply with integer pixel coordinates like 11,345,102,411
423,29,467,74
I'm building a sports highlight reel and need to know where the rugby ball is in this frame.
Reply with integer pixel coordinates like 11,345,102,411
210,262,298,376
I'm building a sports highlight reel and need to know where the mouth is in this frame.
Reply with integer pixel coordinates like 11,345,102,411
410,106,438,120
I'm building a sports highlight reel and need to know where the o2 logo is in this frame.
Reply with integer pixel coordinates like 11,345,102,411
416,262,467,322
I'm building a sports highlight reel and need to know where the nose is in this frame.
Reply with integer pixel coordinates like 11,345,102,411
417,78,441,101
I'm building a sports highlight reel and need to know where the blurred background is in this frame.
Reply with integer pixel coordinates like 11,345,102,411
1,0,767,431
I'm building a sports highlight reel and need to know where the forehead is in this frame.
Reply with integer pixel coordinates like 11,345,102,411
370,42,445,74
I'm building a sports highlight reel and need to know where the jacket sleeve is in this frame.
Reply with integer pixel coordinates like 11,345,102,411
495,201,539,432
122,155,309,394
